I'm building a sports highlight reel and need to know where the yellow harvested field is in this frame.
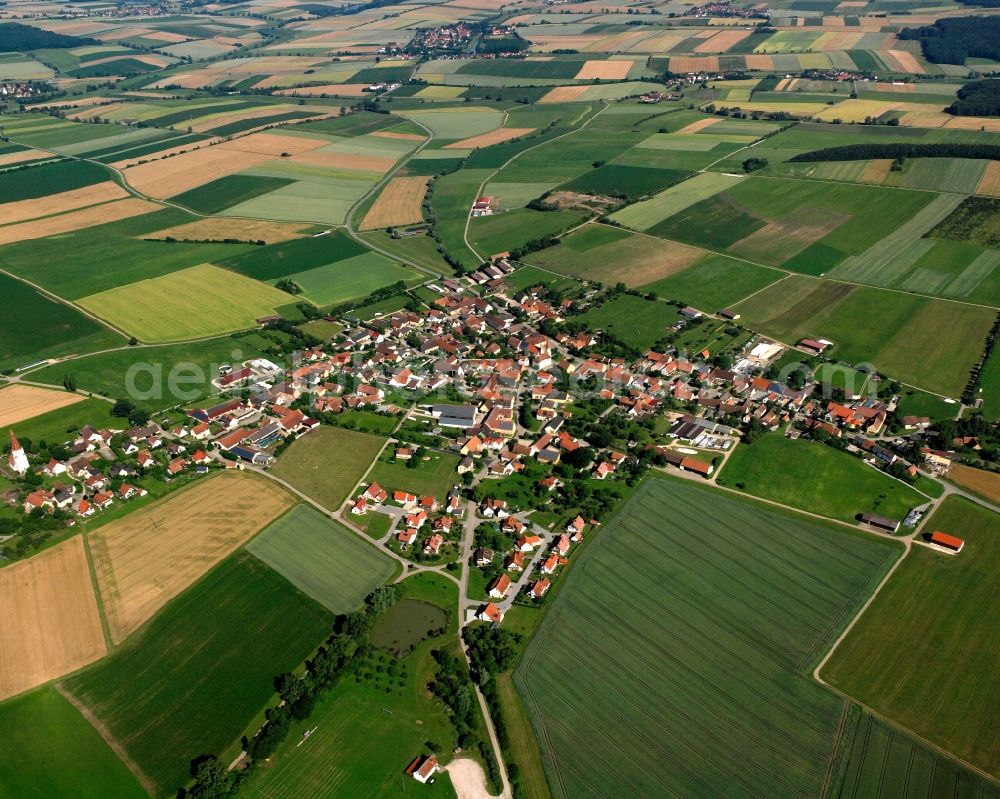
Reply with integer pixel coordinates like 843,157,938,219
80,53,170,69
371,130,426,142
0,149,47,167
110,138,222,169
860,159,892,184
360,175,428,230
122,146,275,197
273,84,368,96
694,29,751,53
574,59,632,80
947,463,1000,503
669,55,720,73
814,99,897,122
220,131,329,156
0,537,107,701
886,49,924,74
0,198,158,246
540,85,588,103
0,181,127,226
976,161,1000,197
944,116,1000,133
675,118,721,135
147,217,309,243
744,54,774,70
89,472,294,644
0,384,85,428
144,29,188,42
445,127,535,150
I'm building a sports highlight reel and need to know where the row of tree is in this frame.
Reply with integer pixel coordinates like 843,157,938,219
790,142,1000,162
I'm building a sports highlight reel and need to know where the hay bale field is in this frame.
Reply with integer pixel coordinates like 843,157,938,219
88,471,294,643
0,198,159,246
77,263,292,342
360,175,428,230
0,181,127,225
0,384,86,428
0,536,107,700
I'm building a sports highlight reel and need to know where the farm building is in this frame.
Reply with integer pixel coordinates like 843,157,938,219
859,512,900,533
929,531,965,553
798,338,830,355
405,755,439,783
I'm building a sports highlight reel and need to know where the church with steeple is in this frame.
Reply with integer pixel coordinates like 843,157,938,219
8,430,29,475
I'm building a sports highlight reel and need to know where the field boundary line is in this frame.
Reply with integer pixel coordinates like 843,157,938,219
463,102,609,263
79,531,114,653
55,683,157,796
819,688,1000,788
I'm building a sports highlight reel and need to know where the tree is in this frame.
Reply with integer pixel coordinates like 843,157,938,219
185,755,234,799
62,374,76,392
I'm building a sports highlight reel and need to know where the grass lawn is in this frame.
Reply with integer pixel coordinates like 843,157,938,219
0,687,148,799
823,497,1000,778
270,426,387,512
64,551,333,797
246,505,396,613
78,264,290,343
578,295,684,351
240,572,460,799
717,434,927,524
516,475,899,799
368,450,460,501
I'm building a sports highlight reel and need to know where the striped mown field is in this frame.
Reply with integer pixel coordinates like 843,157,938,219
516,476,900,799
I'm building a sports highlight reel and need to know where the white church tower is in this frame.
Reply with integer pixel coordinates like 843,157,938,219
8,430,28,475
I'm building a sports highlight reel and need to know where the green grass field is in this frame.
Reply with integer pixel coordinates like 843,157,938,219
270,426,387,511
0,272,123,370
578,295,684,350
516,476,899,799
609,172,743,231
0,158,107,202
469,208,585,258
835,712,1000,799
368,450,460,501
217,231,366,281
0,687,148,799
0,396,111,447
823,496,1000,778
0,208,257,299
64,551,332,797
733,276,993,397
399,107,504,139
641,254,782,311
240,573,460,799
246,505,396,613
170,175,296,215
28,332,280,411
282,252,419,307
717,434,928,524
78,264,290,342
